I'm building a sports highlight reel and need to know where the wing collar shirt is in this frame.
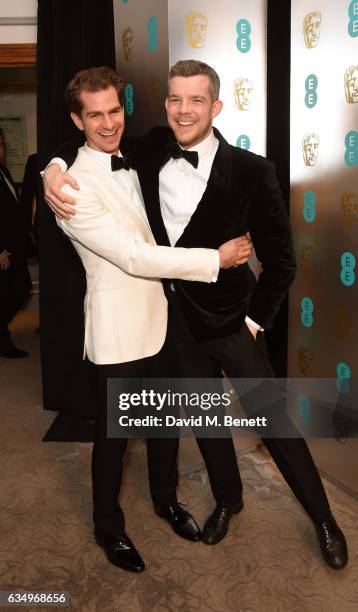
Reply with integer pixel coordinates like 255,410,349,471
159,129,262,330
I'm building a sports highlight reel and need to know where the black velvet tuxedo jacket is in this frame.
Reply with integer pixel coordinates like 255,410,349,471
133,126,296,341
54,126,296,342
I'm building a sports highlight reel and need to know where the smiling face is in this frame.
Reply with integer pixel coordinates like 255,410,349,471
165,75,223,149
71,86,124,155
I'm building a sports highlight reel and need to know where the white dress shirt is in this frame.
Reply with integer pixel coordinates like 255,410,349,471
159,129,263,331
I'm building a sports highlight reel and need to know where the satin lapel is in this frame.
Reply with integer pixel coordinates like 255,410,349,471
136,151,171,247
75,149,150,236
176,128,232,246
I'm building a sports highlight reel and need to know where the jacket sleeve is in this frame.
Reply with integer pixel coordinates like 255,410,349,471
45,134,85,170
57,183,217,283
247,161,297,329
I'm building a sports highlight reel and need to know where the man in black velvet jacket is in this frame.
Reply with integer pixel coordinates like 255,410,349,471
43,60,348,569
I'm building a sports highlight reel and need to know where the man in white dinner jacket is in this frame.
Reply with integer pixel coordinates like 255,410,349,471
55,66,251,573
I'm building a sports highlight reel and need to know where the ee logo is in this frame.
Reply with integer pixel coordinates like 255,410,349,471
336,362,351,395
301,297,314,327
344,131,358,167
121,0,129,4
125,84,134,116
340,252,356,286
348,1,358,37
236,135,251,150
303,191,316,222
148,16,159,52
305,74,318,108
298,395,311,424
236,19,251,53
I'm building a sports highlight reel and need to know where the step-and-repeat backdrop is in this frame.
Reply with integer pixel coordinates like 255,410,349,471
113,0,267,154
289,0,357,491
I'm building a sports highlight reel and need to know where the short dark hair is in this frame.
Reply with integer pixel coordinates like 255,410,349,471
65,66,125,116
168,59,220,100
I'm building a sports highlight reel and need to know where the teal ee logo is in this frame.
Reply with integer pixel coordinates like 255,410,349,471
336,362,351,395
298,395,311,424
236,19,251,53
236,135,250,150
348,1,358,37
305,74,318,108
340,251,356,286
121,0,129,4
344,131,358,166
125,84,134,116
303,191,316,222
148,16,159,52
301,297,314,327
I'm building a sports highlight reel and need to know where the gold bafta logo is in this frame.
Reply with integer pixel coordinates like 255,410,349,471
336,307,354,342
340,192,358,227
300,245,314,272
234,78,253,111
303,133,319,166
303,11,321,48
185,12,208,48
298,345,313,377
122,27,133,61
344,65,358,103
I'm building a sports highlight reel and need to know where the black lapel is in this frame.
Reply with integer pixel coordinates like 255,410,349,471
136,147,171,247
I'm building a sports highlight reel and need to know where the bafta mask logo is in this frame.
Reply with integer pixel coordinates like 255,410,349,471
185,12,208,48
300,245,314,273
303,133,319,166
147,77,161,114
340,192,358,227
336,307,354,342
303,11,321,48
298,345,313,377
122,27,133,61
344,65,358,103
234,78,253,111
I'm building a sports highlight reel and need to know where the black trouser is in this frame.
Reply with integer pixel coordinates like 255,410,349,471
0,254,31,349
147,292,332,523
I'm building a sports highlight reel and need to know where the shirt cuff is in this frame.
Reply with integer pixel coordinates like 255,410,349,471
40,157,68,177
245,316,264,332
211,251,220,282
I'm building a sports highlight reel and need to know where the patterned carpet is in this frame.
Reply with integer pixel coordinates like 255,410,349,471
0,309,357,612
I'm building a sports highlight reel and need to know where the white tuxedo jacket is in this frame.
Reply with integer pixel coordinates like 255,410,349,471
57,147,216,365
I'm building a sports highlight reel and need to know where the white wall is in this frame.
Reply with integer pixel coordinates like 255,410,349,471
0,0,37,43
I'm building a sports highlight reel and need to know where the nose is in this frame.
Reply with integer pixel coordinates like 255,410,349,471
178,98,191,114
102,113,115,130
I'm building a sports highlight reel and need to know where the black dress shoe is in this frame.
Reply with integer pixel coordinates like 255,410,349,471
154,502,202,542
202,499,244,545
0,345,29,359
314,517,348,569
95,532,145,572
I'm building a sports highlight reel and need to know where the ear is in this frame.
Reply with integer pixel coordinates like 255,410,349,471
164,97,169,112
71,112,84,131
211,99,223,119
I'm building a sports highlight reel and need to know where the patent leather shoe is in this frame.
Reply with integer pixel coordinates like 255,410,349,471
95,532,145,572
314,517,348,569
154,502,201,542
202,498,244,545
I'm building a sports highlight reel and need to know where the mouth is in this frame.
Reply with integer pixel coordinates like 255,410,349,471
176,119,196,128
99,128,119,139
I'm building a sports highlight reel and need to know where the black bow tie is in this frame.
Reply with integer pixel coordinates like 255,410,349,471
165,142,199,169
111,154,131,172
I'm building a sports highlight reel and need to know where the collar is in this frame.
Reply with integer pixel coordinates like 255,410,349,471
83,142,124,173
178,129,218,162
